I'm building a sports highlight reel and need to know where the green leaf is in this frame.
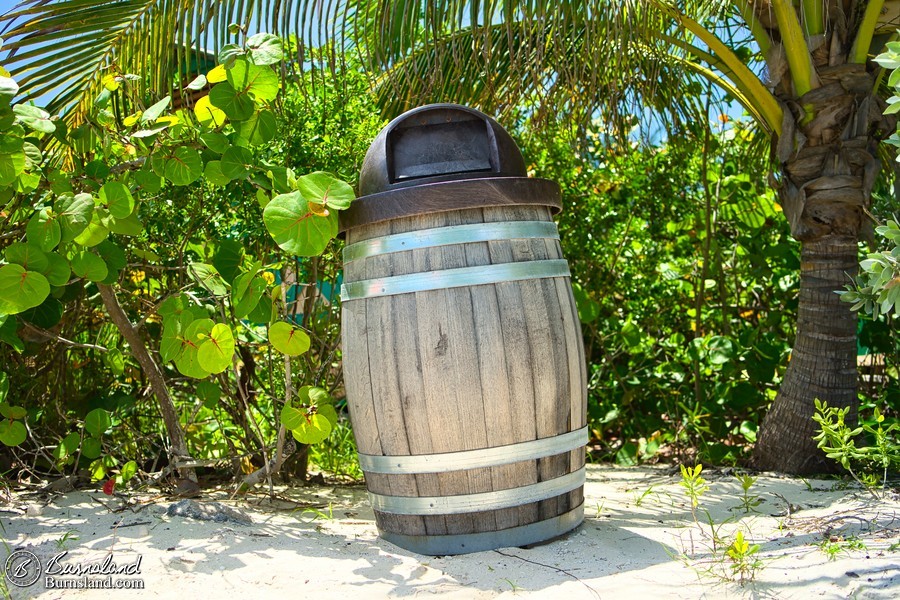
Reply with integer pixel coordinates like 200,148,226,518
221,145,253,179
26,207,61,252
58,431,81,458
120,460,138,482
194,95,226,127
196,380,221,409
19,296,63,329
226,59,280,103
269,321,311,356
0,316,24,353
296,172,355,211
197,323,234,374
233,274,266,318
71,252,108,282
0,420,26,446
164,147,203,186
186,75,207,91
13,104,55,133
707,336,734,365
0,404,26,420
188,263,229,296
281,404,305,431
141,96,171,123
0,372,7,402
73,212,110,247
0,148,25,186
0,265,50,315
247,294,274,324
291,413,332,444
55,192,94,242
104,212,143,236
103,348,125,376
246,33,284,65
218,43,245,67
571,283,600,323
203,161,230,186
0,76,19,101
22,141,42,169
199,132,230,154
263,191,338,256
84,408,112,436
5,242,48,272
85,159,110,180
317,403,338,427
134,166,163,193
175,318,214,379
209,81,255,121
97,240,126,274
81,437,102,459
160,309,194,362
235,110,277,146
99,181,135,218
211,239,245,284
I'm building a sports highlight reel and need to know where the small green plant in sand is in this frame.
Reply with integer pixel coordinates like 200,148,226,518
633,485,655,507
812,400,899,499
818,535,867,561
679,464,710,520
56,529,80,549
725,530,763,585
673,464,765,585
733,474,763,514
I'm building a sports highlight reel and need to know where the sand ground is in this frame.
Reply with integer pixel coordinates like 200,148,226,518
1,464,898,599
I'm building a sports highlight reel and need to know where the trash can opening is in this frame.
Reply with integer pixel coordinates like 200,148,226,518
388,110,494,183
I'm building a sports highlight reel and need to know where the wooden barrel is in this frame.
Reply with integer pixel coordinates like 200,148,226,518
340,105,587,555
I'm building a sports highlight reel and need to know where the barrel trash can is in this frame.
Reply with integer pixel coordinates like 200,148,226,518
340,104,588,555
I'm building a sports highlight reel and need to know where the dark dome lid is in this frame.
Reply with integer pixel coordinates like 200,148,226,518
358,104,527,197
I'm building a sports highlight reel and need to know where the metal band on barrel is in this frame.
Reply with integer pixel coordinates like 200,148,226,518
341,259,570,300
368,468,585,515
343,221,559,262
358,427,587,474
379,503,585,555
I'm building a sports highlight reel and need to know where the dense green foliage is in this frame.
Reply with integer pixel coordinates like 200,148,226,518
0,34,383,486
518,117,802,464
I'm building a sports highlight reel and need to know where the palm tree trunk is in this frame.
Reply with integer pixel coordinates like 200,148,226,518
753,236,859,473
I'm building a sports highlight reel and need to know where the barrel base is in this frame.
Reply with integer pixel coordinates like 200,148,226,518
378,502,584,556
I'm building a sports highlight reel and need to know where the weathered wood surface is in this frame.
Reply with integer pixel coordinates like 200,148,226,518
342,203,587,539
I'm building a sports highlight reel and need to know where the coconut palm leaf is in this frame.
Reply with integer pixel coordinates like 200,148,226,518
0,0,354,126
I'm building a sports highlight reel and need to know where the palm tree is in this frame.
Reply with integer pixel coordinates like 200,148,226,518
2,0,897,474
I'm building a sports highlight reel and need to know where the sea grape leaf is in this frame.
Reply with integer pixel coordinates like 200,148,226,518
99,181,135,218
197,323,234,374
263,191,338,256
0,264,50,315
296,171,355,211
164,147,202,186
291,413,332,444
55,192,94,242
268,321,310,356
84,407,111,436
0,420,26,446
26,207,60,252
71,251,108,282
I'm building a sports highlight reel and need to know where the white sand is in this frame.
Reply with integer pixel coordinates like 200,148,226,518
2,465,898,599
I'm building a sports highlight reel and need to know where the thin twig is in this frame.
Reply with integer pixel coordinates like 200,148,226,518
20,323,109,353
